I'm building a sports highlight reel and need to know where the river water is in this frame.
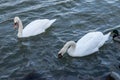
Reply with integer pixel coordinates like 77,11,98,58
0,0,120,80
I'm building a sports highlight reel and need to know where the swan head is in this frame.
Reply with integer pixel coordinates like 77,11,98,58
112,30,119,39
58,48,66,58
58,41,76,58
14,16,20,29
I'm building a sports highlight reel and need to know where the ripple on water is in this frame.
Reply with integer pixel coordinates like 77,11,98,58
104,0,119,4
85,0,95,3
0,0,120,80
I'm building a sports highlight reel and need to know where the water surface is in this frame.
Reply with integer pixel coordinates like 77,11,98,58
0,0,120,80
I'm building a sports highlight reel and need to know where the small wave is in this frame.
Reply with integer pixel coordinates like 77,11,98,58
104,0,118,4
53,0,72,5
103,25,120,34
85,0,95,3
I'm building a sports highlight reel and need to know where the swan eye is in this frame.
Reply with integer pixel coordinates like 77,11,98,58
58,53,63,58
14,22,18,29
14,22,17,26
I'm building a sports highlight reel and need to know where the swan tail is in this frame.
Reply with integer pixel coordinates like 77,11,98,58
45,19,56,29
98,32,111,47
104,32,111,42
50,19,56,24
49,19,56,26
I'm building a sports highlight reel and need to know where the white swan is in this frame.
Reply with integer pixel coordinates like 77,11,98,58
58,31,111,58
14,17,56,38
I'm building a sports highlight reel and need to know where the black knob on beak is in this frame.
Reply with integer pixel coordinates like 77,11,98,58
14,22,18,29
14,22,17,26
58,53,63,58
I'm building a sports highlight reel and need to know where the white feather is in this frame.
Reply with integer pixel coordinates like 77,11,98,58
59,31,111,57
14,17,56,38
22,19,56,37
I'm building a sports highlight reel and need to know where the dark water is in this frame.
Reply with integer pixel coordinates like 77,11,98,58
0,0,120,80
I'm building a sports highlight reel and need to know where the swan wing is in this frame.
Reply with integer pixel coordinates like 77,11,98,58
22,19,56,37
74,32,104,57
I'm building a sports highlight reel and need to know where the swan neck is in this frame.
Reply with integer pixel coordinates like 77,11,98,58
18,19,23,37
67,41,76,56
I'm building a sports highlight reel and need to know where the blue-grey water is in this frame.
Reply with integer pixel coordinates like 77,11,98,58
0,0,120,80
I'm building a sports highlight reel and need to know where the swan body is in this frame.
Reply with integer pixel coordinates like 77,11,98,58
14,17,56,38
58,31,111,58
